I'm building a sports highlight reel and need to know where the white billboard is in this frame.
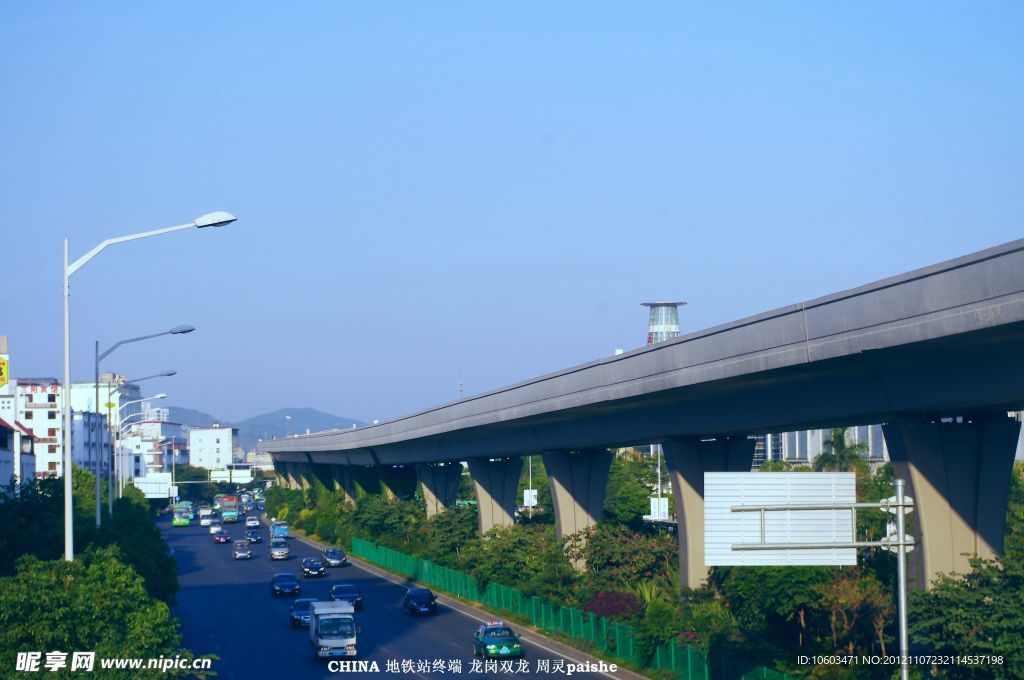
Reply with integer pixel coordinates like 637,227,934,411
705,472,856,566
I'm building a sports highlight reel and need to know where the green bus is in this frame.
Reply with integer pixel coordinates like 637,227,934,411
172,501,192,527
213,494,225,512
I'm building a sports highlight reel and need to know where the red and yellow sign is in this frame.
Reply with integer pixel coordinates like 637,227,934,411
0,356,8,388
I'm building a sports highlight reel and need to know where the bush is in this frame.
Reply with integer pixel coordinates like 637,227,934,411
581,591,643,620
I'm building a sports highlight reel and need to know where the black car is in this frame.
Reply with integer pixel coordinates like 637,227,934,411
323,547,348,567
301,557,326,578
329,583,363,610
270,573,301,597
403,588,437,615
289,597,318,629
244,529,263,544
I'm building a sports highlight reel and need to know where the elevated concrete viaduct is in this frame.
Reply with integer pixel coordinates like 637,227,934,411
265,238,1024,588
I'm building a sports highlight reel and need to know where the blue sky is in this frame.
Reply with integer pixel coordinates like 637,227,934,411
1,2,1021,422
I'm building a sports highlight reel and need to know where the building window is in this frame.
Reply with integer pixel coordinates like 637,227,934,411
48,445,57,453
48,428,57,437
48,462,57,471
24,412,33,420
48,411,56,420
48,394,57,403
216,439,220,444
0,432,8,448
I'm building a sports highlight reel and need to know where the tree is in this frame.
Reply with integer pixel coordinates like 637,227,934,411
0,547,205,679
813,428,869,472
910,551,1024,679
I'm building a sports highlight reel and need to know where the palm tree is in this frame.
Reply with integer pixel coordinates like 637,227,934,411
813,427,869,472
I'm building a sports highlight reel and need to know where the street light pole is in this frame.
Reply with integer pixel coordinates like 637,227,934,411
94,331,186,528
61,211,235,561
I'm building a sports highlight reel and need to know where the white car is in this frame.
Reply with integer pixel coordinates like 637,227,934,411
246,516,260,528
209,521,223,535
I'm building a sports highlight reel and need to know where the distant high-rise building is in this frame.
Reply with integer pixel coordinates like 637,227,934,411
642,301,687,345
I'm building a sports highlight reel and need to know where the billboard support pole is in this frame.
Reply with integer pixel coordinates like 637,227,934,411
729,478,913,676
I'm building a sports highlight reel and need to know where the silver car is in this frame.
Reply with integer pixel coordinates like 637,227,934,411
232,540,253,560
270,539,290,560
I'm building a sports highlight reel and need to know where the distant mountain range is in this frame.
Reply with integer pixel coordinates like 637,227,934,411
166,406,365,452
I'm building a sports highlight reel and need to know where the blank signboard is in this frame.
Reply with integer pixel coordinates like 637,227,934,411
705,472,857,566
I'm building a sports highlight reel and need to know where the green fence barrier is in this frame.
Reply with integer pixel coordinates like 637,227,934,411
351,537,789,679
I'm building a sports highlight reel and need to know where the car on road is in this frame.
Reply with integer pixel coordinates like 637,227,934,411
289,597,319,629
329,584,363,610
270,539,290,560
213,532,231,544
208,521,223,535
246,515,260,528
323,547,348,567
403,588,437,616
244,529,263,544
472,621,523,658
301,557,327,578
232,540,253,559
270,573,301,596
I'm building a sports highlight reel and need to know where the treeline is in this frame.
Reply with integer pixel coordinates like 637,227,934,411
0,469,210,678
265,455,1024,678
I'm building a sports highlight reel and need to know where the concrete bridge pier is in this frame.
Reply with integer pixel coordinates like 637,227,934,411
378,465,418,500
662,437,756,590
542,450,613,540
467,458,523,535
883,414,1021,588
273,461,288,489
416,462,464,516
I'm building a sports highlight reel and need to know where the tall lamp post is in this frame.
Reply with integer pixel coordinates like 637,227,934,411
94,328,191,528
63,211,236,561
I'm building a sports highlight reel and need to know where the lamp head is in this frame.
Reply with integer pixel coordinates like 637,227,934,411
170,325,195,335
194,211,237,228
152,393,168,400
160,370,177,377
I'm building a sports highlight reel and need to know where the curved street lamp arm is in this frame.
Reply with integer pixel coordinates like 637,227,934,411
98,330,176,363
68,222,194,277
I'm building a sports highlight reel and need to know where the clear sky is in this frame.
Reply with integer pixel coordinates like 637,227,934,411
1,2,1021,423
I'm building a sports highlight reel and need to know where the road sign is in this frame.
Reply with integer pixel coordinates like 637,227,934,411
104,402,116,409
523,489,538,507
705,472,857,566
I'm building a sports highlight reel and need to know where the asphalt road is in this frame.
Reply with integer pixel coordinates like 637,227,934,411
162,516,621,680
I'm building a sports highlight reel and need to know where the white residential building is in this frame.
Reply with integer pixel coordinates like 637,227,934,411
188,424,237,469
15,378,64,478
0,338,36,486
70,411,112,475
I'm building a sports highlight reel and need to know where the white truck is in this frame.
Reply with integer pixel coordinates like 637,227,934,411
198,506,213,526
309,601,358,660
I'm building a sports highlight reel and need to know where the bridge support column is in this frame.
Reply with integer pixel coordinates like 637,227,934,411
273,461,288,488
882,415,1021,588
663,437,755,590
282,462,300,490
296,462,311,490
378,465,418,500
417,463,463,516
467,458,523,535
332,466,356,507
542,450,613,540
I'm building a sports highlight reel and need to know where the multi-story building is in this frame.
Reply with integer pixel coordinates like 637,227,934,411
188,424,237,469
0,336,36,487
70,411,112,475
68,375,143,435
16,378,64,478
121,420,187,478
752,425,888,468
